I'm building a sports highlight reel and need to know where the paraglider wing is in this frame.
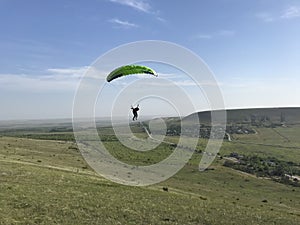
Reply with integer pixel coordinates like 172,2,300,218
106,65,157,82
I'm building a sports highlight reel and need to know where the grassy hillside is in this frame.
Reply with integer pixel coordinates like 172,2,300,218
0,107,300,224
0,136,299,225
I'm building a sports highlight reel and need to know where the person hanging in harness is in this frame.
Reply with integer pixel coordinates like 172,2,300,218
131,104,140,121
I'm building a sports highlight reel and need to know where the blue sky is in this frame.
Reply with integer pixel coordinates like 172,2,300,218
0,0,300,120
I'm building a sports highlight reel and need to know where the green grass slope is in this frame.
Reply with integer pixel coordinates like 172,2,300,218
0,133,299,224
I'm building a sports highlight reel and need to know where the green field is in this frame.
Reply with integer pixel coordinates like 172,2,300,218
0,109,300,224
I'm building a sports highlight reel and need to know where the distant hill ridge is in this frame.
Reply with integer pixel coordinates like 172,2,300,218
184,107,300,124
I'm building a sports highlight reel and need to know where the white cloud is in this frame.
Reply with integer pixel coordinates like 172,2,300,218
109,0,151,13
0,73,78,92
193,30,235,40
256,12,274,22
108,76,222,88
257,5,300,22
47,67,89,79
109,18,139,28
109,0,166,24
217,30,236,37
48,66,106,79
155,16,167,24
194,34,212,40
281,6,300,19
0,66,106,92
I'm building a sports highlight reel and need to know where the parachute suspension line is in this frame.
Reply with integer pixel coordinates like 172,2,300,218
107,82,123,93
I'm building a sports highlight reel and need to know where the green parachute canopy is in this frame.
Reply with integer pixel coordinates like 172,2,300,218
106,64,158,82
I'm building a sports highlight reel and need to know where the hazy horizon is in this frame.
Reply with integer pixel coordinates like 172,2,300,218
1,105,300,122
